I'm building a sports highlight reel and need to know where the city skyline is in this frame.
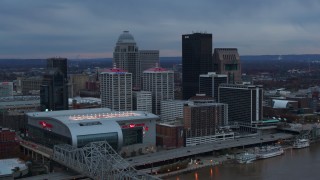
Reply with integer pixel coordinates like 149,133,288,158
1,0,320,58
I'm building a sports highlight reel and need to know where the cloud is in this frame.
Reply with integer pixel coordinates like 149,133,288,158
0,0,319,58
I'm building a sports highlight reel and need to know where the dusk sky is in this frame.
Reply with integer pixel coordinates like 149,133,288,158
1,0,320,59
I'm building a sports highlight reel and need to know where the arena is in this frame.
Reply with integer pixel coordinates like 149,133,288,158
26,108,158,154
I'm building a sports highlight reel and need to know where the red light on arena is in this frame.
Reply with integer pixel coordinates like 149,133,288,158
39,121,53,129
121,123,145,129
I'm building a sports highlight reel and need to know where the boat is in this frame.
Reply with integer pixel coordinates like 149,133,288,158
236,152,256,164
293,139,310,149
255,145,284,159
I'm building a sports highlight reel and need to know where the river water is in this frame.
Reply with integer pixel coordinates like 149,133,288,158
166,143,320,180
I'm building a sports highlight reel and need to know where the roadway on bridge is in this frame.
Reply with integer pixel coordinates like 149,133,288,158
127,133,294,166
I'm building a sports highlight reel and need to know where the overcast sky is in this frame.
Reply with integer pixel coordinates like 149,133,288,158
1,0,319,59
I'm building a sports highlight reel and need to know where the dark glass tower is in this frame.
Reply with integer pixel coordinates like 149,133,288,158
199,72,228,101
182,33,213,99
218,84,263,128
47,58,68,79
40,58,68,111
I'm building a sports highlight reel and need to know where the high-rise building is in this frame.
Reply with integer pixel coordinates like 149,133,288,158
213,48,241,84
182,33,213,99
139,50,159,84
161,100,188,123
183,94,229,146
47,57,68,79
113,31,160,90
142,65,174,115
40,70,69,111
100,66,132,111
0,82,13,97
113,31,140,89
199,72,228,100
218,84,263,128
40,57,69,111
133,91,152,113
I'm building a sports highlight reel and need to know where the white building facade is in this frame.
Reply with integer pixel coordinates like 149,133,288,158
133,91,152,113
143,66,174,115
160,100,188,123
100,67,132,111
139,50,159,86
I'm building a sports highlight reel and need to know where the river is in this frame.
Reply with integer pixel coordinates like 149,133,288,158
166,143,320,180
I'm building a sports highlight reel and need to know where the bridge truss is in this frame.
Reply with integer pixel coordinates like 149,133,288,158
53,141,159,180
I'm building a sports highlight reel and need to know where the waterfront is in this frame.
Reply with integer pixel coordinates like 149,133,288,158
166,143,320,180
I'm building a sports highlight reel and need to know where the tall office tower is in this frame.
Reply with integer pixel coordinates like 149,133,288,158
47,57,68,79
161,100,188,123
100,66,132,111
133,91,152,113
40,58,69,111
199,72,228,100
0,82,13,97
184,94,229,146
182,33,213,100
113,31,140,89
218,84,263,128
139,50,159,84
142,65,174,115
213,48,241,84
40,70,68,111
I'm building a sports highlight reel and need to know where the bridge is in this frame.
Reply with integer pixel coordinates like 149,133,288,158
19,132,294,179
53,141,159,180
19,137,159,180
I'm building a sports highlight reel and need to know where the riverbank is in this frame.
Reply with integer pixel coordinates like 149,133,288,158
165,143,319,180
155,144,295,179
155,156,230,179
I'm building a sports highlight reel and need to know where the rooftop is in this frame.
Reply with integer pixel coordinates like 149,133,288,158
189,94,214,101
117,31,136,44
0,158,27,176
26,108,158,125
101,67,128,73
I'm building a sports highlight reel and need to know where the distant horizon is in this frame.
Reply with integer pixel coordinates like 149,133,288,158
1,53,320,60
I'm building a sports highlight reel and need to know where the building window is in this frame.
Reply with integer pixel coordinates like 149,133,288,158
77,132,118,149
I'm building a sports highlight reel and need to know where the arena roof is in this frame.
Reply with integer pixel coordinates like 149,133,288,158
27,108,159,147
26,108,158,125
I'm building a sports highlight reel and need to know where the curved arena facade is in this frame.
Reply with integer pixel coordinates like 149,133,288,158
26,108,158,153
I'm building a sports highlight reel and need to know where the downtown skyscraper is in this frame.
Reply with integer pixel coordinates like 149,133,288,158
182,33,213,100
218,84,263,129
213,48,242,84
142,65,174,115
40,57,68,111
113,31,159,90
113,31,140,89
100,66,132,111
